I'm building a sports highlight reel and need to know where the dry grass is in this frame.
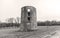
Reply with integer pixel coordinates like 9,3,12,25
0,26,60,38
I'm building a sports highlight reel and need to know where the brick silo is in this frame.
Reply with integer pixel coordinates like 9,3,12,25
20,6,37,31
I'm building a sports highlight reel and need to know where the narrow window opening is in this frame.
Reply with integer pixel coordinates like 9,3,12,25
28,12,30,16
27,9,30,12
28,17,30,21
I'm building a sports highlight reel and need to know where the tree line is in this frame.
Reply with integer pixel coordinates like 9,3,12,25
0,17,21,28
37,20,60,26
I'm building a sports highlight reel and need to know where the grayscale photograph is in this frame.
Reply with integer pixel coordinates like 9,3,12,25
0,0,60,38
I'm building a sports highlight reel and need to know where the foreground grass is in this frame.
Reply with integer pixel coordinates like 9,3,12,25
0,26,60,38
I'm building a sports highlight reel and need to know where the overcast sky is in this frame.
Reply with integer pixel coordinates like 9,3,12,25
0,0,60,22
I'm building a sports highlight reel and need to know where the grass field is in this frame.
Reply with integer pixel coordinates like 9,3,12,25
0,26,60,38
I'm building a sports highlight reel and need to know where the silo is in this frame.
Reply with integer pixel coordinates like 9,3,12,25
20,6,37,31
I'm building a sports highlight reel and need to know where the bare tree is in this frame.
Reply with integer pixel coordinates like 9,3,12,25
5,17,21,23
15,17,21,23
6,18,15,23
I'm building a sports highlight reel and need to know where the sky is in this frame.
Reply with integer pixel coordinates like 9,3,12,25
0,0,60,22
